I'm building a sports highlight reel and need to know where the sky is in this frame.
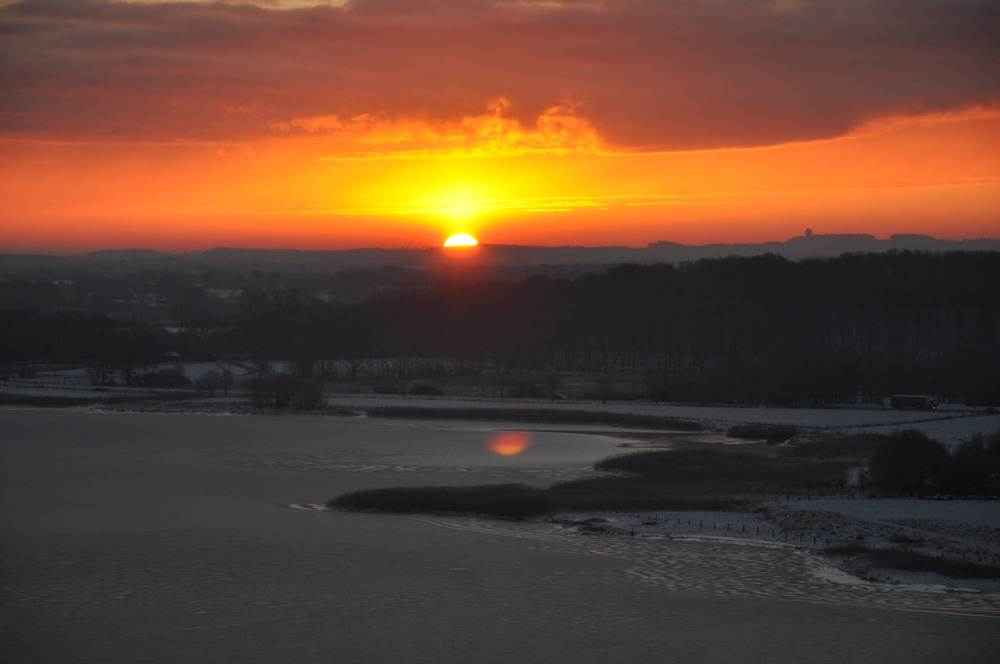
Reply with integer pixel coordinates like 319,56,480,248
1,0,998,252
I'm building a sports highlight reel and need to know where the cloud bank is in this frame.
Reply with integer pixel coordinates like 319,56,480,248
2,0,997,152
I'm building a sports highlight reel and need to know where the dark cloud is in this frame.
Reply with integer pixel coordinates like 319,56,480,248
2,0,998,149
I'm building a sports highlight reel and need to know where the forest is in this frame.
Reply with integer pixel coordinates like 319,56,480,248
1,250,998,406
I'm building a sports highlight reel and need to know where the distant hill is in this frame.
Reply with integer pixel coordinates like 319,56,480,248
646,234,1000,262
77,249,166,261
2,234,998,275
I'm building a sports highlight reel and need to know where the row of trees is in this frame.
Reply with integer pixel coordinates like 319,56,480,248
2,250,998,403
0,309,171,385
226,251,999,403
869,429,1000,497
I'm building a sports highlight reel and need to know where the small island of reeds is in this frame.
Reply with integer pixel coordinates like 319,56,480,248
328,435,863,518
329,429,1000,581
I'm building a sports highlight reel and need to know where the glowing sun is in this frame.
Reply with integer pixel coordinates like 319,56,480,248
444,234,478,247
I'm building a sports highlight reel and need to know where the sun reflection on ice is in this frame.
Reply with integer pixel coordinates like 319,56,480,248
486,432,531,456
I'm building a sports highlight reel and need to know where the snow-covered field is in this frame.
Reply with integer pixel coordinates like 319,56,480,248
555,497,1000,592
4,366,999,447
0,362,251,399
323,393,1000,447
7,362,998,444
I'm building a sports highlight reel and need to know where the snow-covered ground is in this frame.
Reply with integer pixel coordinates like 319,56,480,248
0,362,251,399
322,393,999,447
553,497,1000,592
4,369,999,446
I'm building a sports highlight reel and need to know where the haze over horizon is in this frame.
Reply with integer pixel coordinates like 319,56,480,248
6,233,999,278
1,0,998,252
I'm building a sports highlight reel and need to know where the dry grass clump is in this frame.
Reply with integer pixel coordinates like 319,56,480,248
328,445,852,518
331,484,553,518
329,479,736,518
727,423,798,443
366,406,703,431
0,391,197,407
824,544,1000,579
0,393,97,406
595,448,848,494
783,434,884,459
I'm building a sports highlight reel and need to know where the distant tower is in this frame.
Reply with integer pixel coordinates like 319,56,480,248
805,228,813,238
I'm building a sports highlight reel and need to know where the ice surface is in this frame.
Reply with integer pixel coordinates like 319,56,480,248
1,408,998,663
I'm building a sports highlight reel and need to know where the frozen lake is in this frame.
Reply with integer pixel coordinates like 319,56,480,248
1,408,998,663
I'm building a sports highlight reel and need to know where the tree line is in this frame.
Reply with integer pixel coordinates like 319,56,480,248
2,250,998,405
869,429,1000,497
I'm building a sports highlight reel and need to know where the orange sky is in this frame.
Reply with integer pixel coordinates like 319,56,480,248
1,1,998,252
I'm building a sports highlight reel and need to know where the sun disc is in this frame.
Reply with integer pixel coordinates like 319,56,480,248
444,234,478,247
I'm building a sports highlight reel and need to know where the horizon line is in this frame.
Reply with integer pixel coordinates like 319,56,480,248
3,232,1000,258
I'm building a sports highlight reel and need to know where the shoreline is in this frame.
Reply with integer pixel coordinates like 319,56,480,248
6,396,999,593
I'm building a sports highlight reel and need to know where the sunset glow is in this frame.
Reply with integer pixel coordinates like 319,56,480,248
1,1,997,252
